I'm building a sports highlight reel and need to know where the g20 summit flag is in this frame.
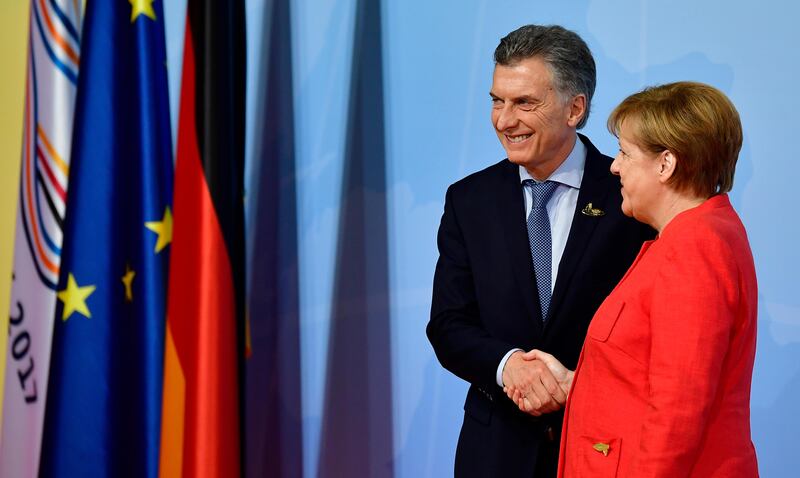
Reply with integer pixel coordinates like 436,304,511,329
0,1,82,477
37,0,173,476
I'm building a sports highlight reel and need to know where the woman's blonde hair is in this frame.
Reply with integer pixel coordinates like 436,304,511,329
608,81,743,197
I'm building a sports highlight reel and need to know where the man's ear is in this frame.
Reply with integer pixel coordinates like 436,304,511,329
658,150,678,183
566,94,586,127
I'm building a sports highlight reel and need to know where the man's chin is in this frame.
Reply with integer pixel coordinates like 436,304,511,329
506,154,530,166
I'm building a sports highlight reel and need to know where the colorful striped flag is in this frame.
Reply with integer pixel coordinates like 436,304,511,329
0,1,82,476
36,0,173,475
158,1,246,476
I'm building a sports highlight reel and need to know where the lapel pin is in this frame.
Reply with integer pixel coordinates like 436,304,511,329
581,202,605,217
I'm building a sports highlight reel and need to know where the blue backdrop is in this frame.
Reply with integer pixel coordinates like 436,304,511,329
160,1,799,476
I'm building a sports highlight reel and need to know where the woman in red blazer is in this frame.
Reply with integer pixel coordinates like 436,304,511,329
506,81,759,477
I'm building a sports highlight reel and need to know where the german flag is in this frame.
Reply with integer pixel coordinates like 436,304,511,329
159,1,246,477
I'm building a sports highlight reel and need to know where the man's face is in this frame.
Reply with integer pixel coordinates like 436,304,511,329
490,56,582,178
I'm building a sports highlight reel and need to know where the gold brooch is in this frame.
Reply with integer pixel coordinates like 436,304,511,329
581,202,605,217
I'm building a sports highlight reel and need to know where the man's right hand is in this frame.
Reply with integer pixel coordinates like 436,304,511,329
501,351,567,416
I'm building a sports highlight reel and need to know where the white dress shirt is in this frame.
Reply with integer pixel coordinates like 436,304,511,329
495,136,586,387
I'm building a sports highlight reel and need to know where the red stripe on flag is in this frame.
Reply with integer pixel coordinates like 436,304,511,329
36,145,66,201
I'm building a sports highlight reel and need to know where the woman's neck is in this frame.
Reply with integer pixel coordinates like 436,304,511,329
651,190,708,234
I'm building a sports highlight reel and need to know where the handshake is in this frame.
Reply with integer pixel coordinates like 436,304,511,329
502,349,575,416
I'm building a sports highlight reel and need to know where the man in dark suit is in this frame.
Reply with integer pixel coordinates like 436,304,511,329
427,25,653,477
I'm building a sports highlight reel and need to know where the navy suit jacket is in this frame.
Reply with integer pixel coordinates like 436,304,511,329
427,134,653,477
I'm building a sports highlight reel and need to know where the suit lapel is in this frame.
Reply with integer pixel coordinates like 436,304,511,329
495,160,545,329
547,135,613,323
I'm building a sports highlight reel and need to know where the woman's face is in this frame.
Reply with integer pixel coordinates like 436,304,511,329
610,121,665,226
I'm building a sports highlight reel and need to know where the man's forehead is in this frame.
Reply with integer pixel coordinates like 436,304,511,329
491,62,554,96
493,57,552,79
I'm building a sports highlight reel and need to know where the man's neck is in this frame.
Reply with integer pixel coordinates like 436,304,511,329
525,134,578,181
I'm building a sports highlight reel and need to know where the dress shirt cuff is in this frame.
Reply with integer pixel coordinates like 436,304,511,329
496,348,524,387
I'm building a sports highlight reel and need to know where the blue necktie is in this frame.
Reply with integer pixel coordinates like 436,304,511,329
524,180,559,321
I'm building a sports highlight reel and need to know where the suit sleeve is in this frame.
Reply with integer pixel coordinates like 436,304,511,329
631,231,740,476
426,186,515,389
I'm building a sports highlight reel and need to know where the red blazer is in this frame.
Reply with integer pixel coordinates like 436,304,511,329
558,194,758,477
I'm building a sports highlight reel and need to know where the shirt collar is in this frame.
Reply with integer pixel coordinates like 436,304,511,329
518,135,586,189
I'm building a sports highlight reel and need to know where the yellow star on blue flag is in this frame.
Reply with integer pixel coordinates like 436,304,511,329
145,207,173,253
57,273,96,321
122,264,136,302
129,0,156,22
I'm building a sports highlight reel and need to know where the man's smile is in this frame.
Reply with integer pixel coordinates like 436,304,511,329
506,133,532,144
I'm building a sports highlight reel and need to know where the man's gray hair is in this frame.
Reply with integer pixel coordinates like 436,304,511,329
494,25,596,129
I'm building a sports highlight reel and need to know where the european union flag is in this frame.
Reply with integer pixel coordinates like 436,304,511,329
39,1,172,476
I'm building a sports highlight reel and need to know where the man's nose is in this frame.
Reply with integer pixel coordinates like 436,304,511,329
494,105,518,131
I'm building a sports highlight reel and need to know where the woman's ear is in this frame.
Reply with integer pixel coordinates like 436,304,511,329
658,150,677,183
